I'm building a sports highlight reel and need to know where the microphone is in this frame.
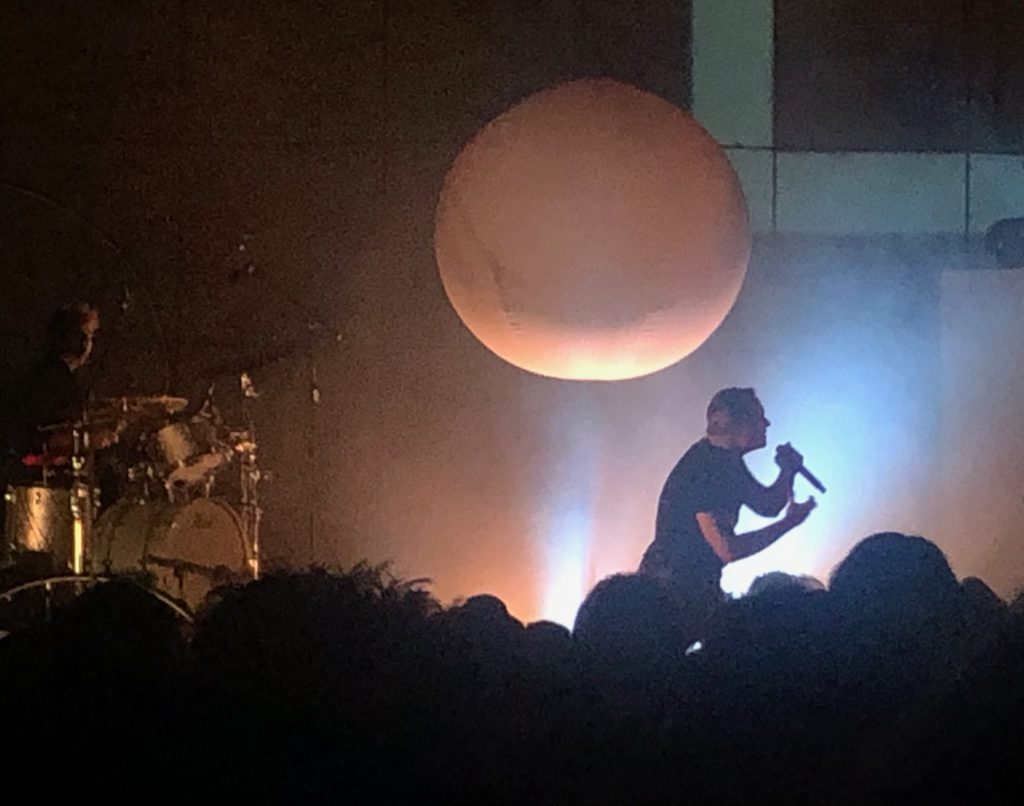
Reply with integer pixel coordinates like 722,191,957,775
779,444,826,494
797,465,827,494
119,282,132,312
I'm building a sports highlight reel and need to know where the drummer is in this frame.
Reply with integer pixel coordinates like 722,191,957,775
1,302,119,485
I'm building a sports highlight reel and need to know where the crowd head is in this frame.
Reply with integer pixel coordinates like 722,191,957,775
1,530,1022,803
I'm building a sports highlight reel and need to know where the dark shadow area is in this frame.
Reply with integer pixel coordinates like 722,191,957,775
3,531,1024,804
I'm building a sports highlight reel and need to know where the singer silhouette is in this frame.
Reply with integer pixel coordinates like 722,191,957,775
639,388,816,622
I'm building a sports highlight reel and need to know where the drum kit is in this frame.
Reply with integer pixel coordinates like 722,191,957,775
1,374,264,616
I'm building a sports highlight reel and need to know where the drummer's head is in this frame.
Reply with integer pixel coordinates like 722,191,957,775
46,302,100,370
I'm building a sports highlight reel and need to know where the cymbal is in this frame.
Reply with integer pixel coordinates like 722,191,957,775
95,395,189,415
37,395,189,432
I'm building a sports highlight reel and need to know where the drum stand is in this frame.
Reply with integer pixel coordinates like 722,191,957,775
0,422,101,633
69,421,98,575
239,371,263,579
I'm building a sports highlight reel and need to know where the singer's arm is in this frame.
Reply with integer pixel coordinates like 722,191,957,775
696,499,815,564
744,467,797,518
745,443,804,517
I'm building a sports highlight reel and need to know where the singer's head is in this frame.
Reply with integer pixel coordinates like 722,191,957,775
45,301,100,371
706,387,769,453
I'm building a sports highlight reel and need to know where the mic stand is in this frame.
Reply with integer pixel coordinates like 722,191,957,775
231,259,343,570
299,318,341,570
307,354,320,568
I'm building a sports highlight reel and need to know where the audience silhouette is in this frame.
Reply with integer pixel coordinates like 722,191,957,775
1,531,1022,804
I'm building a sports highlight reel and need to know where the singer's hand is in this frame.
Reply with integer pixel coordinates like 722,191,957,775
775,442,804,474
784,496,816,527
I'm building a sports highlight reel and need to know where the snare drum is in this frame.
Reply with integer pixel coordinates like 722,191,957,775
2,485,73,571
153,418,232,490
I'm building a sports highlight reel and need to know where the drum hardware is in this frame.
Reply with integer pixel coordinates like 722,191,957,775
238,371,263,579
2,422,98,575
92,394,189,421
37,395,187,438
88,374,265,608
69,420,96,575
143,554,241,580
0,575,193,634
92,496,250,611
153,416,233,493
0,575,96,630
212,256,342,568
2,379,268,623
123,461,162,503
3,485,73,567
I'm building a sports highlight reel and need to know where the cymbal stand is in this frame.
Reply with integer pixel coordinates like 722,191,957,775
239,371,263,579
69,421,97,575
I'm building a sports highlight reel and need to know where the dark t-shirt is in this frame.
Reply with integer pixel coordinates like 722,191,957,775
16,357,83,449
1,357,83,484
645,438,761,591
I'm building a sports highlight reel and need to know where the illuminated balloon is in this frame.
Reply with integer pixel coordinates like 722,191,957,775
434,79,751,381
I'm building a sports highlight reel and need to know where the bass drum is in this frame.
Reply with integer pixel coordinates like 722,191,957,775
92,497,251,611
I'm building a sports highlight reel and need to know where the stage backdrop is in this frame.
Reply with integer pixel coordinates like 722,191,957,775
1,1,1018,621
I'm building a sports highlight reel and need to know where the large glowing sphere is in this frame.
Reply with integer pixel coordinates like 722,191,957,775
434,79,751,381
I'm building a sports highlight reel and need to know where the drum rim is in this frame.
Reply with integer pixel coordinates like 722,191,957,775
0,574,194,624
5,483,73,495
